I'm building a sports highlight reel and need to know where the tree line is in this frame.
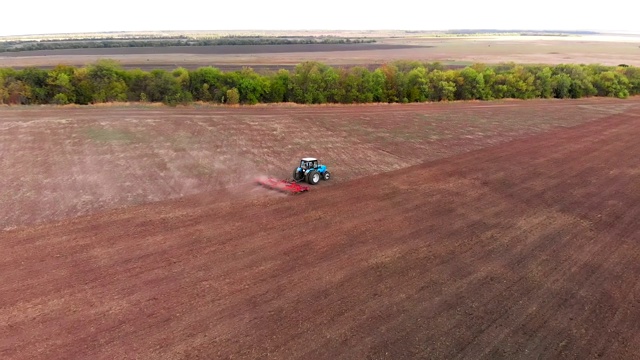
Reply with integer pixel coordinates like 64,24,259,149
0,60,637,106
0,37,376,53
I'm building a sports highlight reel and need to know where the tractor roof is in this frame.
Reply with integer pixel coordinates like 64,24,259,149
301,157,317,161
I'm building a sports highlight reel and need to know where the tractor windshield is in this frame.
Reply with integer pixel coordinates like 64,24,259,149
300,159,318,169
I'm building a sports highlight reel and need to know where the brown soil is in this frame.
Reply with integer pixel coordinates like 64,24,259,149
0,98,634,230
1,100,640,359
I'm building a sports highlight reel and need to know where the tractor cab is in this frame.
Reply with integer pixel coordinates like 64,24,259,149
293,157,331,185
300,157,318,170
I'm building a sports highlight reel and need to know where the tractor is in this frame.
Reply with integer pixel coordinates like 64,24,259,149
292,157,331,185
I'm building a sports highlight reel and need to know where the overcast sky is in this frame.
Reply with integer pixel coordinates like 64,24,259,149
1,0,638,36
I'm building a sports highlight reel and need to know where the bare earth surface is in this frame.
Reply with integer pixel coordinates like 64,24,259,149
1,99,640,359
0,98,634,230
2,36,640,70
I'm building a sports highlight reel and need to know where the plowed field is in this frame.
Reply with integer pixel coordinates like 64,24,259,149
3,35,640,69
0,98,633,230
1,98,640,359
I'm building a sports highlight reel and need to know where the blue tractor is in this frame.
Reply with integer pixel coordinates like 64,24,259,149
292,157,331,185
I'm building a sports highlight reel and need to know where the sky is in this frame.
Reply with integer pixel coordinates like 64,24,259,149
1,0,639,36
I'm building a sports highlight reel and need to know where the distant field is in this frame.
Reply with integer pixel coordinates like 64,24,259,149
0,43,415,71
0,43,416,57
1,35,639,70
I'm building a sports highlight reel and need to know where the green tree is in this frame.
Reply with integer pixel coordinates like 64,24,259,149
52,93,70,105
0,68,17,104
336,66,373,103
234,67,269,104
378,64,401,103
172,67,193,103
455,67,485,100
504,66,536,99
16,67,48,104
47,65,77,104
335,68,354,103
352,66,374,103
552,73,572,98
71,67,93,105
425,62,445,72
0,82,6,104
553,64,596,98
490,74,510,99
87,59,128,103
392,60,424,73
290,61,330,104
480,68,497,100
226,88,240,105
535,67,554,98
593,71,630,98
0,61,636,106
370,69,386,102
147,69,189,105
125,69,151,101
622,66,640,95
267,69,291,102
426,70,457,101
172,67,190,90
584,64,612,77
405,66,429,102
323,67,340,103
5,79,31,104
189,66,224,102
494,62,518,73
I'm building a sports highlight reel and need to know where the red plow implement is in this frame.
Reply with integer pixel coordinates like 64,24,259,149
256,176,309,194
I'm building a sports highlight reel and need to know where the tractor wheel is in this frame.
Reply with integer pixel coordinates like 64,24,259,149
307,170,321,185
323,171,331,181
293,169,304,181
